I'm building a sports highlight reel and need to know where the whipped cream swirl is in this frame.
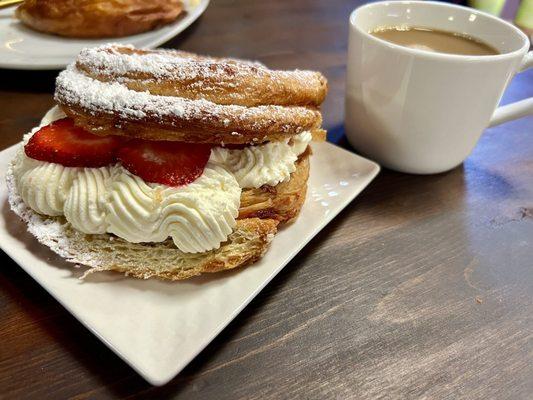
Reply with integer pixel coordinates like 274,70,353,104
104,164,240,253
210,131,312,188
17,157,78,216
64,167,111,234
14,153,241,253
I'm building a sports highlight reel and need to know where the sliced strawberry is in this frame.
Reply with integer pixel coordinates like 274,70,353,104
117,140,212,187
25,118,122,168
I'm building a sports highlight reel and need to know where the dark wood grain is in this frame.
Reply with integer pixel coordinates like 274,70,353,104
0,0,532,399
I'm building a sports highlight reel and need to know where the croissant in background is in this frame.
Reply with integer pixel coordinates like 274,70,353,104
16,0,185,38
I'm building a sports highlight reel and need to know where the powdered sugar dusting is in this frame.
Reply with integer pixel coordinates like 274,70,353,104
55,65,317,132
77,44,268,82
76,44,319,87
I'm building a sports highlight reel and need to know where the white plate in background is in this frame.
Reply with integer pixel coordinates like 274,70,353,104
0,0,210,70
0,141,379,385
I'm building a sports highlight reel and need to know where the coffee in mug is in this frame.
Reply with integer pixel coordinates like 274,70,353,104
370,27,498,56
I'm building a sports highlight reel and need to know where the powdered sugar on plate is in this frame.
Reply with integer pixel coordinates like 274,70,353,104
5,151,94,270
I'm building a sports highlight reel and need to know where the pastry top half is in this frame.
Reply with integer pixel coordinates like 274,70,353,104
16,0,187,38
56,44,328,144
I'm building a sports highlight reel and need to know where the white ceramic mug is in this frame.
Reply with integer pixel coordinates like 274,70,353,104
345,1,532,174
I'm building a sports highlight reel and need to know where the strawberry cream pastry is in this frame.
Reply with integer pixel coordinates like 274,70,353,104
7,44,328,280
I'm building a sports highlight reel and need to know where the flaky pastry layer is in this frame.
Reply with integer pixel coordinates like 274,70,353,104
76,45,328,107
55,44,327,144
240,149,310,223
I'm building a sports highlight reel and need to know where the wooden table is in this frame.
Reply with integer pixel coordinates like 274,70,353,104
1,1,532,398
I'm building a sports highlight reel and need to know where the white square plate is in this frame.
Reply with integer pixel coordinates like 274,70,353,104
0,141,379,385
0,0,210,70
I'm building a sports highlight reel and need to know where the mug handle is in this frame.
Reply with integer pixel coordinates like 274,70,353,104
488,51,533,127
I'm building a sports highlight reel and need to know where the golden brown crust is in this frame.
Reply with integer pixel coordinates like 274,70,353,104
59,103,323,145
54,44,327,144
309,129,327,142
16,0,185,38
239,149,310,223
76,45,328,107
101,219,279,280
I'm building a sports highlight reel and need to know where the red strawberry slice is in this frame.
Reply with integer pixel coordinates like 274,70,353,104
117,140,212,187
25,118,122,168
